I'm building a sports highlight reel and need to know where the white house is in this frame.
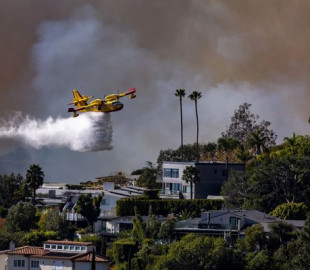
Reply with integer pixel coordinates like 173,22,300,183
93,183,147,233
0,240,108,270
161,161,245,199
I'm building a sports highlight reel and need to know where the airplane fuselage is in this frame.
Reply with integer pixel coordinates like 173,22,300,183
86,99,123,113
68,88,135,117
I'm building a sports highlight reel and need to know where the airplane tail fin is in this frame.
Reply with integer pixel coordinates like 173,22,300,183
68,108,79,118
128,88,136,99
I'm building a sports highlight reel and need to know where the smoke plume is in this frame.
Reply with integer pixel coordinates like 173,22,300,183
0,112,112,152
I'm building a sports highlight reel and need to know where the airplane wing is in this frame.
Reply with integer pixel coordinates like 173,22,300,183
118,88,136,98
68,90,92,108
104,88,136,102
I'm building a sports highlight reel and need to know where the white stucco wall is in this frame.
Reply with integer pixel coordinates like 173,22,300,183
0,254,8,270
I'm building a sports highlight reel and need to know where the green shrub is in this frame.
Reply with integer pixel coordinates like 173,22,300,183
112,238,137,264
116,198,223,216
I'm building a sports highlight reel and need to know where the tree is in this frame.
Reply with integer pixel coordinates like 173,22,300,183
270,202,308,220
96,172,129,187
25,164,44,203
188,91,202,162
246,251,271,270
182,166,200,200
221,171,249,209
283,132,298,155
222,103,277,146
22,230,58,246
244,224,266,251
268,221,294,248
154,234,239,270
175,89,186,161
248,156,310,212
217,137,240,161
247,130,269,156
76,194,102,228
133,162,159,189
38,208,62,231
5,202,37,233
292,214,310,269
0,174,27,208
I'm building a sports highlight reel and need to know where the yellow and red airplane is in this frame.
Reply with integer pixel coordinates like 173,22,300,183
68,88,136,117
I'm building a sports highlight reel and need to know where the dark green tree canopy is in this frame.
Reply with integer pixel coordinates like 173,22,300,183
4,202,37,233
0,173,27,208
132,161,159,189
76,193,102,227
25,164,44,203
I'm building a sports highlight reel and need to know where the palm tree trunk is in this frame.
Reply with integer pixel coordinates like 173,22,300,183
190,181,193,200
180,97,184,161
33,188,36,204
195,100,199,162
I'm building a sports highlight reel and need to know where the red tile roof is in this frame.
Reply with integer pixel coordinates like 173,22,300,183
74,252,109,262
4,246,46,255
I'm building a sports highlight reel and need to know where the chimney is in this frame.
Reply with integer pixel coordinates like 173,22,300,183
9,241,15,250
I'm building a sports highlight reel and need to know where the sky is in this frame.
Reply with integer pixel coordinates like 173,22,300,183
0,0,310,183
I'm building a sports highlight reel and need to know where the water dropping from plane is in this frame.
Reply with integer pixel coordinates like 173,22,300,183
0,112,113,152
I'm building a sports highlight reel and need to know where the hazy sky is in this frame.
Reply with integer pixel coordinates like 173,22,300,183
0,0,310,183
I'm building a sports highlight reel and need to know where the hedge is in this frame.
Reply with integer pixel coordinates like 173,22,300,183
112,238,137,264
116,198,223,217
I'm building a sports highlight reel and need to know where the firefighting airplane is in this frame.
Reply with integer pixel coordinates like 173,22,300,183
68,88,136,117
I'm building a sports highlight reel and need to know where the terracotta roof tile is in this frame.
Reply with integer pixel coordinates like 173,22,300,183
34,252,80,259
74,252,109,262
5,246,46,255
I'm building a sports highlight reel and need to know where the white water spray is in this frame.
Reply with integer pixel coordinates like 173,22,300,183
0,112,113,152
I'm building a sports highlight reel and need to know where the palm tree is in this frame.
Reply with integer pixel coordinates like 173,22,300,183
25,164,44,203
247,130,269,156
182,165,200,200
188,91,202,162
283,132,298,155
175,89,186,161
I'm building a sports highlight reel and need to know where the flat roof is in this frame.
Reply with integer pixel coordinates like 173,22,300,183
44,240,94,246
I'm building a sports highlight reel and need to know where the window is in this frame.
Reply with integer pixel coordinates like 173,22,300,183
172,183,181,192
101,199,109,205
75,246,81,251
57,245,63,250
31,260,39,268
81,246,86,251
14,259,25,267
51,245,57,250
163,168,179,178
230,217,237,229
182,186,190,193
70,246,75,251
64,245,69,250
45,244,50,249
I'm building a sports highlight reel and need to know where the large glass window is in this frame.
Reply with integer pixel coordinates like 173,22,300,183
172,183,181,192
31,260,39,268
164,168,179,178
14,260,25,267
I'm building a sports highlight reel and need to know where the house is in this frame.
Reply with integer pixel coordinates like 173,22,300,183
93,183,147,233
174,210,305,238
0,240,108,270
161,161,245,199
